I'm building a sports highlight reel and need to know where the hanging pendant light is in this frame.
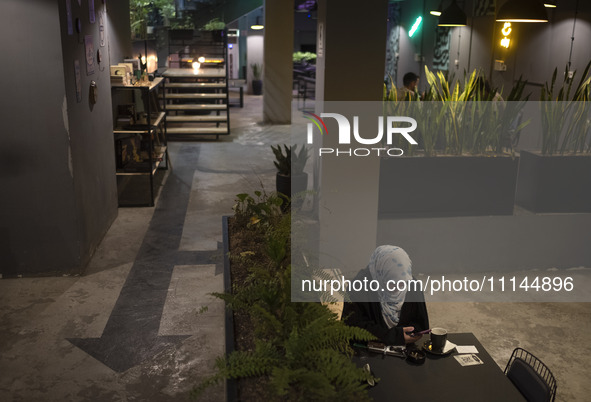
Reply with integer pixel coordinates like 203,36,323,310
250,17,264,30
430,1,443,16
543,1,557,7
438,0,467,27
496,0,548,22
250,13,264,30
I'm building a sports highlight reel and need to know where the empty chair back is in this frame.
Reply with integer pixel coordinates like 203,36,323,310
504,348,557,402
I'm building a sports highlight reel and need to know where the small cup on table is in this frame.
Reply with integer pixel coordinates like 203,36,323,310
430,327,448,352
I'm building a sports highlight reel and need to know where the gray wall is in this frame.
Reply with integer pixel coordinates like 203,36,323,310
1,0,79,275
106,0,132,64
396,0,439,91
378,214,591,273
58,0,118,271
0,0,122,276
447,0,591,99
393,0,591,98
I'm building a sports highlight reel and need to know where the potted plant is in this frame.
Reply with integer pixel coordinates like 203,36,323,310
271,144,309,202
130,0,176,37
515,60,591,213
201,18,226,42
378,67,530,218
251,63,263,95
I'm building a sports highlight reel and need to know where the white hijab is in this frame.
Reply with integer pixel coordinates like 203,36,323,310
367,245,413,329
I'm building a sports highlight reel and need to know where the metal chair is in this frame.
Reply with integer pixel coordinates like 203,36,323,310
504,347,557,402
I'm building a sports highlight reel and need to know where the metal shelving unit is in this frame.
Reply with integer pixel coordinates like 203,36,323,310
112,77,169,206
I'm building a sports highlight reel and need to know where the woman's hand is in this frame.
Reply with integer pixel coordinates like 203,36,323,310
403,326,422,344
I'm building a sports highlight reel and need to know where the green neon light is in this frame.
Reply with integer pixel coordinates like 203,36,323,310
409,16,423,37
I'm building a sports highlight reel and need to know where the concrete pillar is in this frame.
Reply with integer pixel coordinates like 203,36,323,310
262,0,294,123
315,0,388,273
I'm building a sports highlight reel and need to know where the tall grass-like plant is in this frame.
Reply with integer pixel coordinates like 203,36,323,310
540,60,591,155
251,63,262,81
384,67,530,156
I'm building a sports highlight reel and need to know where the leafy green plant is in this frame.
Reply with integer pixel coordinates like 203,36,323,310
272,145,309,176
293,52,317,64
233,190,284,228
540,60,591,155
292,145,309,175
192,204,377,400
170,12,195,30
158,2,176,22
202,17,226,30
272,144,290,175
130,0,150,38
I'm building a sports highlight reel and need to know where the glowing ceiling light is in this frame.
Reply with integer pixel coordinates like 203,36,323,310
409,16,423,38
496,0,548,22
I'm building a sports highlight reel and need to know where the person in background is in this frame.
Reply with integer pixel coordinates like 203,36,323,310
397,72,421,100
343,245,430,345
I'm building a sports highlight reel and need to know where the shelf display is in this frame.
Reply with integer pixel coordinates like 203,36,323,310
111,77,169,206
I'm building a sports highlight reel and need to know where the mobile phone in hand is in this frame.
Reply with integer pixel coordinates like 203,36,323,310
406,328,431,336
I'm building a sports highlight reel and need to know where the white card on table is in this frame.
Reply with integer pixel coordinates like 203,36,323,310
456,345,479,354
454,354,484,367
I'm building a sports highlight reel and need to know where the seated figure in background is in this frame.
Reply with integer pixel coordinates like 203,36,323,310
397,72,421,101
343,245,429,345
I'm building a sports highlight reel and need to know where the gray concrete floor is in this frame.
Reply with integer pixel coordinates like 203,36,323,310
0,95,290,401
1,96,590,401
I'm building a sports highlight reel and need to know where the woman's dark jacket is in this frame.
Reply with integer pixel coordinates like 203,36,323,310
342,267,429,345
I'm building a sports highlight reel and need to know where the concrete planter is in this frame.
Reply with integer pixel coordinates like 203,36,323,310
378,156,519,218
222,216,238,402
515,150,591,213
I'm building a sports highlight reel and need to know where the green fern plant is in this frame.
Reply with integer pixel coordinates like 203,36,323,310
193,204,377,400
195,268,377,401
